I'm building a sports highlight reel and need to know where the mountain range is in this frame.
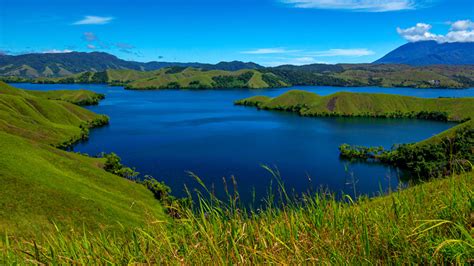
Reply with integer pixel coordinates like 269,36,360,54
0,52,263,78
1,41,473,78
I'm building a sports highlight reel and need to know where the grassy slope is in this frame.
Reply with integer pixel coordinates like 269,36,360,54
2,172,472,263
0,82,163,235
236,90,474,143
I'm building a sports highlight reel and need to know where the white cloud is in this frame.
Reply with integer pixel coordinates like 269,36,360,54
309,48,375,57
282,0,418,12
87,44,96,49
241,48,301,54
397,19,474,43
43,49,74,54
73,16,114,25
262,57,329,66
450,19,474,31
396,23,441,42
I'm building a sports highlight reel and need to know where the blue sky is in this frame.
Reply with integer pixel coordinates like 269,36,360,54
1,0,473,65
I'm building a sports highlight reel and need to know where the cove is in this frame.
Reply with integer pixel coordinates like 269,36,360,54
14,83,472,204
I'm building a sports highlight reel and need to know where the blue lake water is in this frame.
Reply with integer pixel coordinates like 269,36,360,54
13,83,473,204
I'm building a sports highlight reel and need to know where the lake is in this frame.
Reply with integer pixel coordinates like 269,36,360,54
14,83,473,205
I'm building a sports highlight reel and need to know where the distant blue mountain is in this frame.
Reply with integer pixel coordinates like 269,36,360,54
374,41,474,65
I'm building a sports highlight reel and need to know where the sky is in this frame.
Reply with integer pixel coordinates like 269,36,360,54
0,0,473,66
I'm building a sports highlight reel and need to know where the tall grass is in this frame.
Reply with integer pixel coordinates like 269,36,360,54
1,170,472,264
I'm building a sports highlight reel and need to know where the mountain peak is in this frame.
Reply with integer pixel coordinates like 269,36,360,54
374,41,474,65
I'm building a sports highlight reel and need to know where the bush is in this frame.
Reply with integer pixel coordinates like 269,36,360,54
142,175,172,201
102,152,139,180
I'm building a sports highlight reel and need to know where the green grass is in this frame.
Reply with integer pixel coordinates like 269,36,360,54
0,82,107,145
0,81,164,235
1,170,472,264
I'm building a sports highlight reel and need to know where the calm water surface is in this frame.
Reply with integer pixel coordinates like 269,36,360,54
14,83,472,204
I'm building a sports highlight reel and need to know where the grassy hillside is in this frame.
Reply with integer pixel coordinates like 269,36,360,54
235,90,474,122
0,82,164,235
2,171,472,263
123,67,288,89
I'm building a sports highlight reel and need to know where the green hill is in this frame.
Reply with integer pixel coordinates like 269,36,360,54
236,90,473,121
0,82,164,235
123,68,288,89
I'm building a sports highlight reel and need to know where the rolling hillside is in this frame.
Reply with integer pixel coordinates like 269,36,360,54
236,90,474,121
0,82,164,235
123,68,288,89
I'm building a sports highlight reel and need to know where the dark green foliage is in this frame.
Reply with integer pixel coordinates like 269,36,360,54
102,152,139,180
261,73,284,88
339,127,473,179
453,75,474,87
142,175,171,201
165,82,181,89
100,153,189,216
211,71,254,88
339,144,385,159
77,93,105,106
387,127,473,178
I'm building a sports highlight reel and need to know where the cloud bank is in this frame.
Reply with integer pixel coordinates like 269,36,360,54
281,0,423,12
397,19,474,43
